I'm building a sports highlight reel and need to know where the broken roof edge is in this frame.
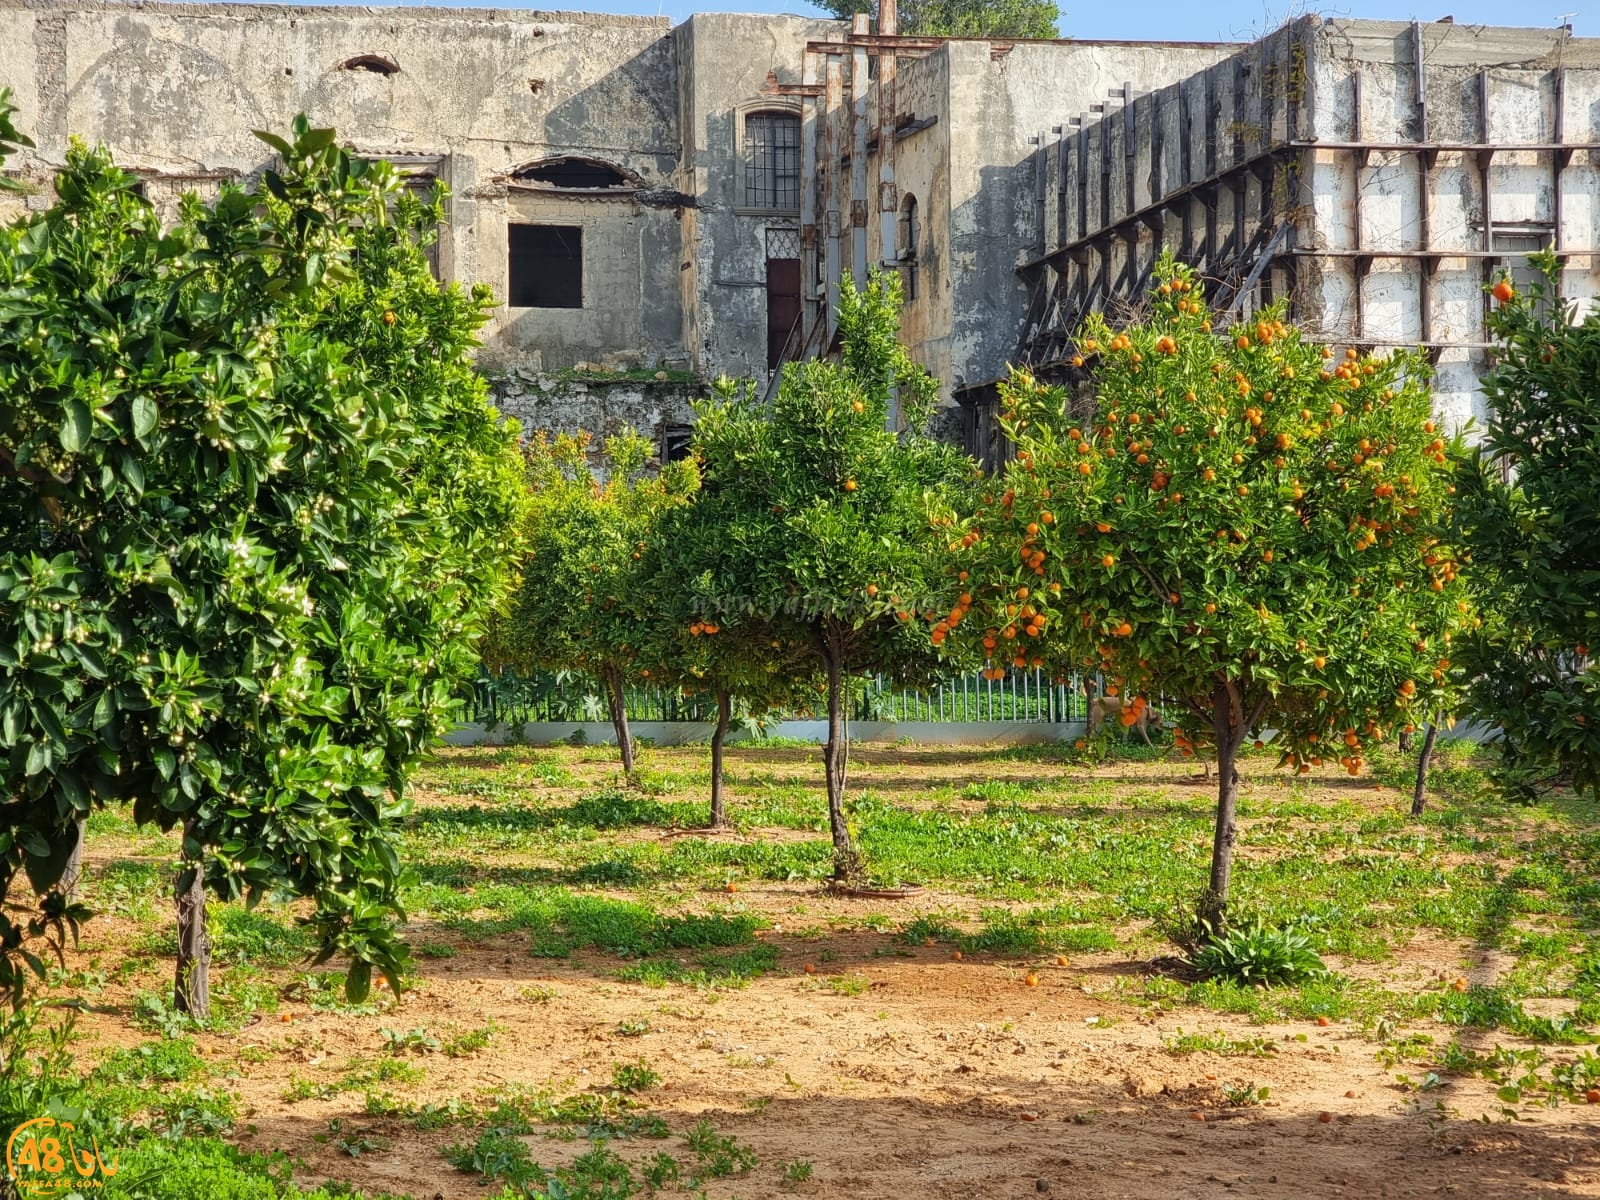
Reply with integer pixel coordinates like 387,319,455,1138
0,0,673,28
0,0,1246,45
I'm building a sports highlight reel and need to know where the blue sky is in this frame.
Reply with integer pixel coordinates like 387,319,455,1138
375,0,1594,44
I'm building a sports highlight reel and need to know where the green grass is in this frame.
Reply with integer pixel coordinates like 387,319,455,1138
28,739,1600,1200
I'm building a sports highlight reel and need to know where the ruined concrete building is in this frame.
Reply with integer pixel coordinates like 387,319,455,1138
2,1,1597,456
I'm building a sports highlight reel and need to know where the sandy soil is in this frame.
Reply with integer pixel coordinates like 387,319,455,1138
62,746,1600,1199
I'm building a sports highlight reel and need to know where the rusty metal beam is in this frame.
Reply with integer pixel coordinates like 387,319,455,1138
805,35,943,52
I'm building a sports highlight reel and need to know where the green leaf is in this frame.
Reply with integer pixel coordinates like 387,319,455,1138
60,398,92,453
131,393,159,439
253,130,294,158
345,960,373,1003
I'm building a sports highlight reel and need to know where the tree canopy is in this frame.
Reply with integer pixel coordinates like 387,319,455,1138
957,256,1470,927
495,427,699,773
816,0,1060,39
675,273,972,881
0,111,525,1006
1455,257,1600,800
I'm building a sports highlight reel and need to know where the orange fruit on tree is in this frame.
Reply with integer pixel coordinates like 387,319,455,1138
1492,278,1515,303
844,479,858,491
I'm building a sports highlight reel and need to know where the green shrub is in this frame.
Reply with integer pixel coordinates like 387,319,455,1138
1191,921,1327,987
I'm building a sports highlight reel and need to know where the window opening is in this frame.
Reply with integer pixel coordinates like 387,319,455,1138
508,224,582,309
744,112,800,211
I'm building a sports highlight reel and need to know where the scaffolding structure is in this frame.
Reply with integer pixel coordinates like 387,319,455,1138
762,0,947,371
1009,20,1600,385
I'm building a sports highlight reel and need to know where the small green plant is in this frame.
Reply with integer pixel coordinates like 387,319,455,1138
1190,921,1327,987
611,1059,662,1093
1220,1081,1270,1107
642,1150,681,1191
1163,1029,1279,1058
131,992,201,1039
283,1075,338,1103
413,1098,473,1130
416,941,459,959
683,1118,757,1181
318,1120,389,1158
615,1019,653,1037
380,1027,440,1056
781,1157,815,1183
340,1057,426,1091
824,974,871,997
443,1129,541,1189
443,1024,495,1058
363,1092,412,1118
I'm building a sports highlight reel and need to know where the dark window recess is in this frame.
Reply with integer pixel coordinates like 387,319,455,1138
514,158,632,189
899,194,920,302
508,225,582,309
745,113,800,210
661,425,694,463
339,54,399,75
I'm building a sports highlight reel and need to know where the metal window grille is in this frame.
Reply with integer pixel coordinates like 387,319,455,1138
745,113,800,211
766,225,801,260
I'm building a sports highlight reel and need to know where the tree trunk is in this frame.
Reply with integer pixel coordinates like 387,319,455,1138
174,824,210,1020
1410,721,1440,818
1197,681,1246,934
604,666,636,775
709,687,732,829
57,818,85,902
822,635,857,884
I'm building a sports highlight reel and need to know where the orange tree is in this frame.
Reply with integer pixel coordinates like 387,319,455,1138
956,255,1471,929
1453,258,1600,800
630,572,820,828
671,273,972,881
0,116,526,1015
498,428,697,774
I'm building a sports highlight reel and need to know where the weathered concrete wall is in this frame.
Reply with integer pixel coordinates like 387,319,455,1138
945,38,1237,393
1301,17,1600,430
674,13,838,382
1009,16,1600,435
891,47,954,394
0,0,687,373
484,368,702,443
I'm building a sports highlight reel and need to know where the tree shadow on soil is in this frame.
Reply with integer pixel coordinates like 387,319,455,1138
237,1067,1600,1200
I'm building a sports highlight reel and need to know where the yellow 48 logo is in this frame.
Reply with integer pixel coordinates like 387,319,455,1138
6,1116,117,1194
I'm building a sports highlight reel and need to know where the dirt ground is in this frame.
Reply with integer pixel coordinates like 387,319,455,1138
64,744,1600,1199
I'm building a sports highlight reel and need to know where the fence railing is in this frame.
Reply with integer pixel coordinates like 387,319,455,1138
461,667,1096,728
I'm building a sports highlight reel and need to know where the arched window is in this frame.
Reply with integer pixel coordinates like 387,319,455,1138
510,157,637,191
742,110,800,212
899,193,920,302
338,54,399,75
